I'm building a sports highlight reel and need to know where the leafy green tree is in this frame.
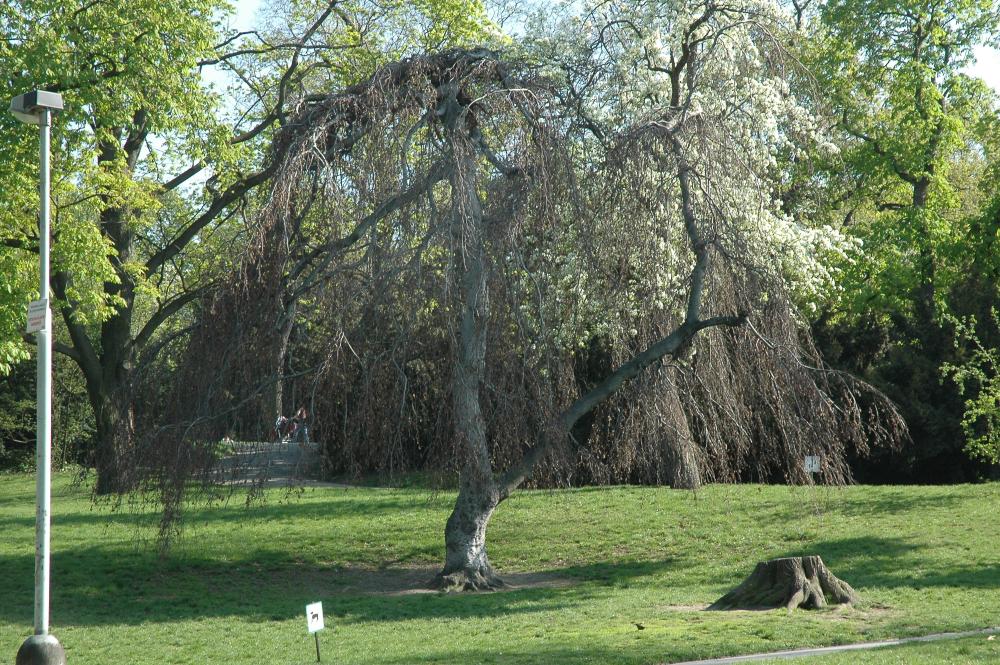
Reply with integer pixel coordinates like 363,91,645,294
943,312,1000,466
796,0,1000,478
815,0,998,324
0,0,278,492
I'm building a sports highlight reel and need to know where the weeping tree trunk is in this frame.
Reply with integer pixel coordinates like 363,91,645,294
709,556,860,611
430,77,743,589
433,111,507,590
436,473,505,590
269,299,297,424
669,434,702,489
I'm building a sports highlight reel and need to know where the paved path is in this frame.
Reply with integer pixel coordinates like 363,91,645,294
218,440,323,485
668,627,999,664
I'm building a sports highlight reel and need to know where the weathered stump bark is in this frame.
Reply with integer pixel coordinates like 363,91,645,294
709,556,859,611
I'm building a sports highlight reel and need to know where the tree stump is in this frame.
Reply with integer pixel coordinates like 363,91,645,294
709,556,859,611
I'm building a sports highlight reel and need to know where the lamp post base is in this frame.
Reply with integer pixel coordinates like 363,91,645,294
16,634,65,665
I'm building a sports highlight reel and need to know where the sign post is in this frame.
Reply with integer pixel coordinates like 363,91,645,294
306,601,325,662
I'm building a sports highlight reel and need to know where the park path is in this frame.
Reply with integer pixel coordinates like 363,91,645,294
218,440,326,486
667,626,999,664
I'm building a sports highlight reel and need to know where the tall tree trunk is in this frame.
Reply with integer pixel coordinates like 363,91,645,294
433,108,507,590
427,75,742,591
90,382,135,495
82,135,141,494
911,176,936,329
669,434,702,490
269,299,297,424
88,299,137,494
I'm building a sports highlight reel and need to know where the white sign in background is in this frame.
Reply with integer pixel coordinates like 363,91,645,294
804,455,821,474
306,601,325,634
26,299,49,334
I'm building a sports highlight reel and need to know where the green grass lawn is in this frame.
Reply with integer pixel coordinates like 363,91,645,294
0,473,997,664
756,635,1000,664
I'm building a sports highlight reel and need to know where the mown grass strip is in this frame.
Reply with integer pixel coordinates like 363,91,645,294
0,473,997,664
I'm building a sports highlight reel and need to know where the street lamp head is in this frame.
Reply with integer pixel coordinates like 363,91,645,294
9,90,64,125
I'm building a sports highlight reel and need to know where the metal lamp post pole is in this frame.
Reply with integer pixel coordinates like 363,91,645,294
12,89,66,665
36,105,54,637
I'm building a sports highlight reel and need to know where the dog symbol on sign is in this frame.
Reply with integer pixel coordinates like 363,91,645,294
306,601,325,633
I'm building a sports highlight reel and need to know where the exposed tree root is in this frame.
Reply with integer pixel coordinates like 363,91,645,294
709,555,859,611
430,566,507,592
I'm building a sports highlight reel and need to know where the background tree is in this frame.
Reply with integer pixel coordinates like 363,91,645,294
800,0,1000,480
1,0,248,491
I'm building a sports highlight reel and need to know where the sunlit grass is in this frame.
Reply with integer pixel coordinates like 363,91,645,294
1,472,997,664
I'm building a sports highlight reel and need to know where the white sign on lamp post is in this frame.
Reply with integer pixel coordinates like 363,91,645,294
11,89,66,665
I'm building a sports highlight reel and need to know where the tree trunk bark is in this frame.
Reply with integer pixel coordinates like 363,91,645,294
664,389,702,489
669,436,702,489
433,473,505,591
433,104,507,590
269,299,297,424
709,556,859,611
90,382,136,495
91,304,136,494
90,138,139,495
911,177,936,328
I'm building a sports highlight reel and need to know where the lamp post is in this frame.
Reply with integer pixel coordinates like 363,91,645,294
11,89,67,665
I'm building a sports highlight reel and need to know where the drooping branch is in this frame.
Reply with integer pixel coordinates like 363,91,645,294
501,314,744,495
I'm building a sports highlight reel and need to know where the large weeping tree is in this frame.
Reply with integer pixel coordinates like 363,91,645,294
151,16,901,586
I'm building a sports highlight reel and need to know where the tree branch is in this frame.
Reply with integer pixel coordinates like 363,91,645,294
52,272,102,388
500,314,745,495
20,332,82,364
287,160,451,300
130,286,208,354
145,162,278,277
161,163,205,193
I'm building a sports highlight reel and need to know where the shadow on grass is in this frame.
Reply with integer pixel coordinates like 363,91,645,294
0,489,454,533
764,536,1000,591
739,488,970,525
347,642,705,665
803,489,969,518
0,544,680,629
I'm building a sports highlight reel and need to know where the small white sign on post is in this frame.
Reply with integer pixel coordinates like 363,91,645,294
306,601,324,633
804,455,821,474
306,601,325,662
26,299,49,334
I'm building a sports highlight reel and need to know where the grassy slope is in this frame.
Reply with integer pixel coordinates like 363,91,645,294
0,473,997,664
755,635,1000,664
